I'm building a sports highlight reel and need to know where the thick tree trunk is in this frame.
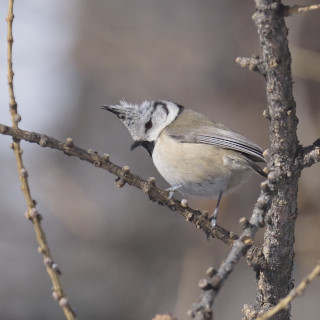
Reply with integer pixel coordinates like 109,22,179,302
248,1,300,319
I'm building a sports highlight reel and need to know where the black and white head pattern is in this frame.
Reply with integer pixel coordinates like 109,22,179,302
102,100,182,142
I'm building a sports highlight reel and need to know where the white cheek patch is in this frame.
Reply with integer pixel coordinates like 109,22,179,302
147,102,180,141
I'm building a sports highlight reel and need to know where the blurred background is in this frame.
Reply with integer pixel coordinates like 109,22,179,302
0,1,319,319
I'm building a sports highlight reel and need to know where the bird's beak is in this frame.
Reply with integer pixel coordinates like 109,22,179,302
130,141,142,151
101,101,141,141
101,105,124,118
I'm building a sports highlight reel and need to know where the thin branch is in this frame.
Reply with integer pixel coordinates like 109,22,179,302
236,56,266,77
257,261,320,320
283,3,320,17
299,138,320,168
6,0,16,113
0,124,238,245
188,184,272,320
152,314,177,320
6,1,76,319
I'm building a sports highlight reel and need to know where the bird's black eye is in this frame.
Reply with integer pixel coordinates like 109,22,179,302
145,119,153,131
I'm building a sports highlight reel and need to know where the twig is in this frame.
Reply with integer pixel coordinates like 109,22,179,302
283,3,320,17
152,314,177,320
257,262,320,320
188,184,272,320
0,124,238,245
6,1,76,319
299,138,320,168
6,0,16,114
235,56,266,77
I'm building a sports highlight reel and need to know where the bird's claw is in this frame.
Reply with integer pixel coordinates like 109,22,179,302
210,216,217,229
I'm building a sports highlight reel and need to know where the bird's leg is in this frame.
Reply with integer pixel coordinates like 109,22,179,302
166,184,183,199
210,191,223,228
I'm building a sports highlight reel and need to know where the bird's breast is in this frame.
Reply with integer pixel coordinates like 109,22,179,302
153,131,242,197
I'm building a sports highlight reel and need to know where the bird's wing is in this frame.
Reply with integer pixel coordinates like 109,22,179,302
168,124,265,163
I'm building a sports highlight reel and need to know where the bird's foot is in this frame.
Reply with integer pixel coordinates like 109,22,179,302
210,216,217,229
165,185,182,199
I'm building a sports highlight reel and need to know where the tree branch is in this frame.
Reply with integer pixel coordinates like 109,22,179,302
257,261,320,320
0,123,238,245
245,1,301,319
188,183,272,320
152,314,177,320
6,1,76,319
236,56,267,77
298,138,320,169
283,3,320,17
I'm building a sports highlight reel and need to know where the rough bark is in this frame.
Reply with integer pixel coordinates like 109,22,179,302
244,1,300,319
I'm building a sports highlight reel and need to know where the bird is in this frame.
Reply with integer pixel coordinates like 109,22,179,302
102,100,266,227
